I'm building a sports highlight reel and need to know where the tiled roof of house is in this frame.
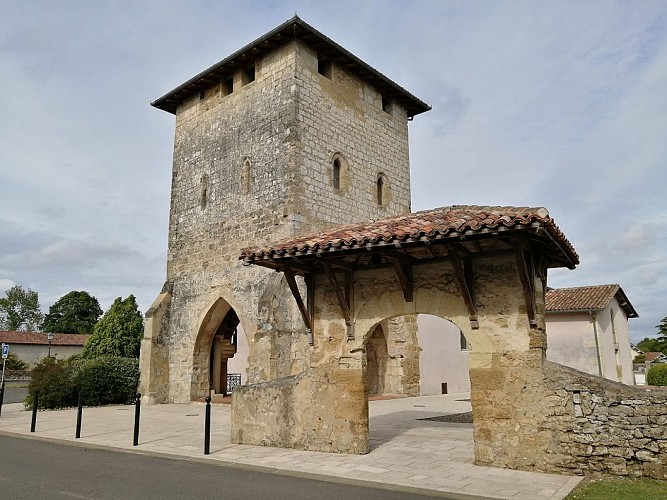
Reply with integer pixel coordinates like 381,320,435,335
240,205,578,267
644,352,666,363
0,331,90,346
545,285,638,318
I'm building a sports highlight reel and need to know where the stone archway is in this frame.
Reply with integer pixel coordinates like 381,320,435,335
192,295,249,401
232,206,580,471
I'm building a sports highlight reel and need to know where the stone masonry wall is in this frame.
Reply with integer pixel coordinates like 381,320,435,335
232,255,550,464
539,360,667,479
142,38,416,403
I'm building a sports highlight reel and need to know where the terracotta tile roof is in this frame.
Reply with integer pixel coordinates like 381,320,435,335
0,331,90,346
643,352,667,363
240,205,578,267
545,285,638,318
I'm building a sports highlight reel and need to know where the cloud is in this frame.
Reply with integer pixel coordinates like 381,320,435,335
0,1,665,341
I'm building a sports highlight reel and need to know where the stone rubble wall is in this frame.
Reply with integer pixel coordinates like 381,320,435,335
540,360,667,479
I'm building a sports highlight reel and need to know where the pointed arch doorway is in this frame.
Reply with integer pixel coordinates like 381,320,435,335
192,297,249,400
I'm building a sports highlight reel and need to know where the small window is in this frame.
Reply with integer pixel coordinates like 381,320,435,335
376,175,385,205
318,57,332,79
243,65,255,85
200,174,209,209
199,89,206,101
224,77,234,95
241,158,252,194
460,331,470,351
382,96,393,114
332,158,341,189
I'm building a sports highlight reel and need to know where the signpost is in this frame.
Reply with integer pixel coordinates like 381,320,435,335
1,343,7,381
0,343,7,416
1,343,8,381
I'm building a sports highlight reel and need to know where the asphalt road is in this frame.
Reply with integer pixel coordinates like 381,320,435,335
0,435,448,500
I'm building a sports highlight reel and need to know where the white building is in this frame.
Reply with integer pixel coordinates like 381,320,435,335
544,284,638,385
415,284,638,394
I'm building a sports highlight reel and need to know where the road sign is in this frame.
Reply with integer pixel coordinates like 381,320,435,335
1,343,8,359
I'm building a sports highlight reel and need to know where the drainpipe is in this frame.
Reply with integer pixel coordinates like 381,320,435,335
590,311,603,377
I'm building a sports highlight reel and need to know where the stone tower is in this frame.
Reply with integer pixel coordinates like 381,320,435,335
139,16,430,404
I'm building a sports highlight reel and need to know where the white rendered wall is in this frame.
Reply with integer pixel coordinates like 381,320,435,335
545,299,635,385
416,314,471,395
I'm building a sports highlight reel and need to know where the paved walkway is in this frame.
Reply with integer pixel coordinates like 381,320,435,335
0,393,581,499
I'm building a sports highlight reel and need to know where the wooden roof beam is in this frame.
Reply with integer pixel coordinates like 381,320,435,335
385,253,414,302
282,265,313,336
512,240,538,328
321,261,353,338
450,248,479,329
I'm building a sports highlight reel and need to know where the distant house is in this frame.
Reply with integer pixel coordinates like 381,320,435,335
545,284,638,385
0,331,89,367
646,352,667,363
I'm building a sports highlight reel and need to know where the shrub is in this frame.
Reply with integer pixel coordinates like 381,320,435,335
3,352,28,370
25,357,77,410
647,364,667,386
73,357,139,406
24,356,139,409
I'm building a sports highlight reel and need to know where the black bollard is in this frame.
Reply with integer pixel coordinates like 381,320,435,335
133,393,141,446
0,380,5,417
75,394,83,438
30,391,39,432
204,396,211,455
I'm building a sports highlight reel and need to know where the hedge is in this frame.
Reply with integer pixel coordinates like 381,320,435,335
647,364,667,386
25,356,139,410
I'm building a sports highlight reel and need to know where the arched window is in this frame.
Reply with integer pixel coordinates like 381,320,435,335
200,174,209,209
460,330,470,351
241,158,251,194
332,158,341,190
376,175,385,206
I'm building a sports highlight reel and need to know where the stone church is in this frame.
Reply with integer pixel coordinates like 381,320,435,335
139,17,667,478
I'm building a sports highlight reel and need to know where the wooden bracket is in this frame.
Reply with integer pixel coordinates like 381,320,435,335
450,248,479,329
321,261,354,339
305,272,315,345
283,265,313,336
385,253,414,302
512,240,538,328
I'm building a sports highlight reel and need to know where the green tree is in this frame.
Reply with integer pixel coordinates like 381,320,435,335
0,285,43,331
657,316,667,344
42,291,103,334
636,337,665,353
81,295,143,358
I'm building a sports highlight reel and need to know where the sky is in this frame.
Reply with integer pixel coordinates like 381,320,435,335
1,1,665,342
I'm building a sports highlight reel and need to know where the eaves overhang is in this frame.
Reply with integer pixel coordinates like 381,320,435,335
151,15,431,118
239,205,579,274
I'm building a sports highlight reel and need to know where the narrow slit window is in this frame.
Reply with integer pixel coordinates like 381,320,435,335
376,175,384,205
332,158,341,189
241,159,252,194
200,174,209,209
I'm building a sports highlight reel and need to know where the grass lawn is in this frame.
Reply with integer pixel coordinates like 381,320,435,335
565,476,667,499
